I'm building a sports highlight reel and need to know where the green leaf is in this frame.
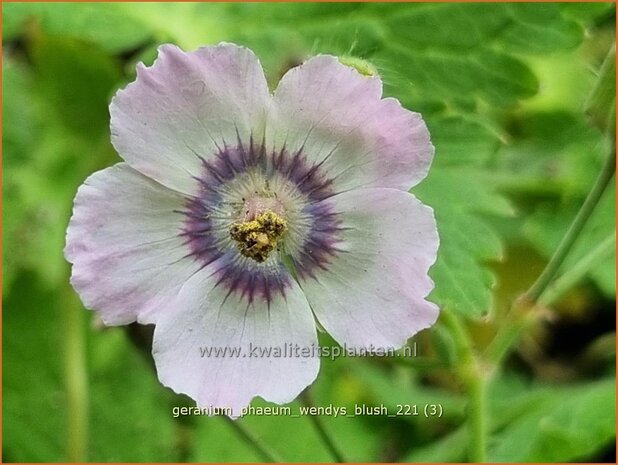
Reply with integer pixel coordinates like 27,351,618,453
428,116,503,166
108,3,592,111
88,327,178,461
3,273,179,461
405,374,616,462
404,426,467,462
524,181,616,298
415,168,512,317
379,46,538,108
586,45,616,137
385,3,510,51
487,377,616,462
497,111,608,197
493,110,614,298
406,115,512,318
2,2,151,52
373,2,588,107
495,3,583,54
3,274,68,462
560,2,616,24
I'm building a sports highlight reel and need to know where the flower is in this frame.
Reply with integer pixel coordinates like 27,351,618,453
65,43,439,417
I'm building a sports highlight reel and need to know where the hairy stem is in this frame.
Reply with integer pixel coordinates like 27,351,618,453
484,297,536,367
224,417,283,463
468,371,488,463
540,231,616,306
526,151,615,302
486,151,616,367
441,311,487,462
301,391,347,462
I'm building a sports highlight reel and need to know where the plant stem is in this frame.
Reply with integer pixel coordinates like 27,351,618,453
486,151,615,367
468,371,488,463
526,151,615,302
300,391,347,462
440,310,475,367
62,285,89,462
224,417,283,463
484,297,536,367
391,356,447,370
540,231,616,306
441,311,487,463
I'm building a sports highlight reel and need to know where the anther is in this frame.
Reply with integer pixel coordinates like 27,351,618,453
229,211,288,262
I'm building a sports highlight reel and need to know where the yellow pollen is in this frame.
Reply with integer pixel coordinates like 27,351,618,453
229,211,288,263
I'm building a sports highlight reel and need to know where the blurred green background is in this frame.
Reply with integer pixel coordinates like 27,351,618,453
2,2,616,463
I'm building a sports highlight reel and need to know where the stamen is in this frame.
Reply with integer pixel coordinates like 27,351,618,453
230,211,288,262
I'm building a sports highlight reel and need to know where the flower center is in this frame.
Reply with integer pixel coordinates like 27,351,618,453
229,210,288,263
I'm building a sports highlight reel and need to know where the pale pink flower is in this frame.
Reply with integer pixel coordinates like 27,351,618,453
65,43,439,416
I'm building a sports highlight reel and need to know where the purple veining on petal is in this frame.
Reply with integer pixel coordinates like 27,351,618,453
212,252,291,305
180,138,343,302
292,202,343,280
179,196,221,267
180,202,289,306
275,146,334,202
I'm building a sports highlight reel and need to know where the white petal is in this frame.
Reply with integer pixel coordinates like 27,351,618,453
65,163,201,325
268,55,433,193
152,265,320,417
299,188,439,349
110,43,271,196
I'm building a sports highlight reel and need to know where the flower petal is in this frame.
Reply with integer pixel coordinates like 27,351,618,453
268,55,433,193
298,188,439,349
110,43,271,196
152,266,320,417
65,163,201,325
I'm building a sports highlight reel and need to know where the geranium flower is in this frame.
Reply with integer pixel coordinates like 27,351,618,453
65,43,439,416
